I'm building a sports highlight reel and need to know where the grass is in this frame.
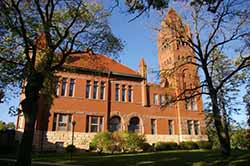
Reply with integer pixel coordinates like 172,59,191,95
31,149,250,166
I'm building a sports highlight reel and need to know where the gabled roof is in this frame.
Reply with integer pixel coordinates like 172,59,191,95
64,52,140,77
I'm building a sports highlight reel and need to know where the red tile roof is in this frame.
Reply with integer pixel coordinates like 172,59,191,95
64,52,140,76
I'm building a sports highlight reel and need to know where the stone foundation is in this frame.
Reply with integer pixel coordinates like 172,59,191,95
16,130,208,151
145,134,208,144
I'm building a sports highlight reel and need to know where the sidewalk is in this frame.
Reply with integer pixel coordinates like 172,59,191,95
0,158,83,166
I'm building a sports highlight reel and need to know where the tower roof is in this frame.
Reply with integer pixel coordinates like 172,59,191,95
164,7,182,23
139,58,146,67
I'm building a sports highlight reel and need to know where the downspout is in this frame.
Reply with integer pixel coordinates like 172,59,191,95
106,72,112,131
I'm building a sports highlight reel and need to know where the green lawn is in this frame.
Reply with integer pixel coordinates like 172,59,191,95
30,150,250,166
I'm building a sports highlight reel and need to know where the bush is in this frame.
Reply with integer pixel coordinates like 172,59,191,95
155,142,178,151
90,131,146,153
179,141,199,150
91,132,113,153
123,132,146,152
196,141,212,149
65,144,76,153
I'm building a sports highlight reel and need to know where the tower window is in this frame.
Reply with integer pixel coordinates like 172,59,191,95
160,95,165,106
191,98,197,111
153,94,159,105
185,99,191,110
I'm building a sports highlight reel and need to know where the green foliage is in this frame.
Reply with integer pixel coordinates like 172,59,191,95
179,141,199,150
243,75,250,127
231,128,250,150
65,144,76,153
0,121,15,131
125,0,168,13
91,132,113,153
155,142,178,151
0,121,6,131
90,131,146,153
196,141,212,150
122,132,146,152
0,0,123,103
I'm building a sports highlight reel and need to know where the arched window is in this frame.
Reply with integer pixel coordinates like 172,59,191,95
109,116,121,132
128,117,140,133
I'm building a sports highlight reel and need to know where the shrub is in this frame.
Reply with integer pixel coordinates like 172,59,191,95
112,131,126,152
196,141,212,149
155,142,178,151
123,132,146,152
90,131,146,153
179,141,199,150
91,132,113,153
65,144,76,153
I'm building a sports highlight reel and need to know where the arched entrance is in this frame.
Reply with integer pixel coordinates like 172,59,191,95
128,117,140,132
109,116,121,132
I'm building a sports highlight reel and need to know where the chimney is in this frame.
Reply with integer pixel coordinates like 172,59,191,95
139,58,147,79
139,58,148,107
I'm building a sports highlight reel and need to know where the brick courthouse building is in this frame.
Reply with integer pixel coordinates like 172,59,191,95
16,9,207,150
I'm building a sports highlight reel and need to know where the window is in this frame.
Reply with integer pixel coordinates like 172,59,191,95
69,79,75,97
191,98,197,111
90,116,98,132
153,94,158,105
187,120,193,135
160,95,165,106
53,79,59,96
52,113,72,131
100,81,105,100
52,113,57,131
194,120,199,135
122,85,126,102
151,119,156,135
61,78,67,96
128,117,140,133
185,99,191,110
87,116,103,132
168,120,174,135
93,81,98,99
166,95,172,105
128,85,133,102
85,80,91,99
109,116,121,132
183,82,186,90
115,84,120,101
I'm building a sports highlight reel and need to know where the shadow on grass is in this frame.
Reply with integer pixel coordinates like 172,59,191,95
32,150,250,166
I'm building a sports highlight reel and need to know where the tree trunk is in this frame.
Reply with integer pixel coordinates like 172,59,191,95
16,107,37,166
16,73,44,166
211,93,231,156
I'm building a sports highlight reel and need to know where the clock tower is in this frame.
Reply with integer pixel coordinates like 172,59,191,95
157,8,199,93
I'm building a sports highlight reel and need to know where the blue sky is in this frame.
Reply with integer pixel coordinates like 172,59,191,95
0,1,247,126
